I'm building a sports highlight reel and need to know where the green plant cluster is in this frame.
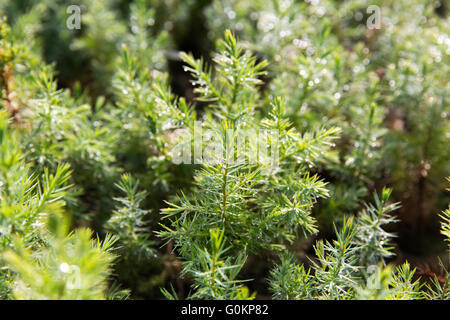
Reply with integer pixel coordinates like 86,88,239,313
0,0,448,300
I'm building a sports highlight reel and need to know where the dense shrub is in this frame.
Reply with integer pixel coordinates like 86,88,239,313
0,0,448,300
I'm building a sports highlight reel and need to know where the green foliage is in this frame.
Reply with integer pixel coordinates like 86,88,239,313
311,217,360,299
0,110,117,299
425,258,450,300
0,0,448,301
269,189,422,300
106,174,155,261
354,187,400,267
269,253,314,300
356,262,423,300
156,31,343,298
167,228,254,300
425,179,450,300
439,179,450,248
3,215,118,300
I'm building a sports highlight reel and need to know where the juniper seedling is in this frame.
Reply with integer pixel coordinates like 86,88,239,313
269,188,423,300
105,173,155,262
158,30,340,298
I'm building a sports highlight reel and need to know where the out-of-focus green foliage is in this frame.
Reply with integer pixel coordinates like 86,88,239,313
0,111,117,299
3,216,118,300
